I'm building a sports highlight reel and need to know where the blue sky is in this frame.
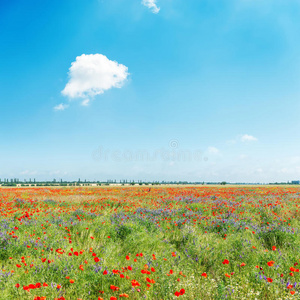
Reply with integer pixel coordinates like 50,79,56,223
1,0,300,182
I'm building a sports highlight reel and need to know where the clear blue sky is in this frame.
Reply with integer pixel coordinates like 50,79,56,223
1,0,300,182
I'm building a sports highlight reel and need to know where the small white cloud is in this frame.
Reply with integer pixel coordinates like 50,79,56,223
81,99,90,106
241,134,258,142
20,170,38,175
238,154,248,160
62,54,129,102
54,103,69,111
142,0,160,13
207,146,220,155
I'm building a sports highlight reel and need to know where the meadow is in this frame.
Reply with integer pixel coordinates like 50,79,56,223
0,186,300,300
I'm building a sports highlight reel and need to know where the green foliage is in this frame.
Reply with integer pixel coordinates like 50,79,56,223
258,229,296,249
116,225,132,240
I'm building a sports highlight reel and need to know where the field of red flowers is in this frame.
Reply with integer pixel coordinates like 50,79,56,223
1,186,300,299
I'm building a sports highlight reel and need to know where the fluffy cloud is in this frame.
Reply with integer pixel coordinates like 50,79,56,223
241,134,258,142
81,99,90,106
142,0,160,14
62,54,129,101
54,103,69,111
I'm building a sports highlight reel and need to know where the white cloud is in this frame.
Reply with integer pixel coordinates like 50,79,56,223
54,103,69,111
240,134,258,142
142,0,160,13
81,99,90,106
238,154,248,160
207,146,220,155
62,54,129,101
20,170,38,175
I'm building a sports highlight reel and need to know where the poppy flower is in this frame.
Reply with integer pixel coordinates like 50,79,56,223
179,289,185,295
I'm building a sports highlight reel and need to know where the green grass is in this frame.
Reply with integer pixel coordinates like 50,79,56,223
0,186,299,299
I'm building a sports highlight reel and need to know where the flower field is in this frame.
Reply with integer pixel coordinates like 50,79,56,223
1,186,300,299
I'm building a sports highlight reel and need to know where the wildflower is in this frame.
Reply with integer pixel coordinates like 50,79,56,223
222,259,229,265
267,261,275,267
35,283,41,288
131,280,140,287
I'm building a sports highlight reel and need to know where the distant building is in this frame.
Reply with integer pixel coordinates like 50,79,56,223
291,181,300,184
